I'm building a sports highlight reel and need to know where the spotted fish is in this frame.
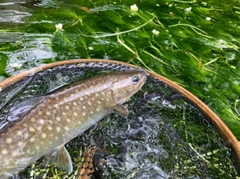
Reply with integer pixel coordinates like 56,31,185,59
0,70,146,178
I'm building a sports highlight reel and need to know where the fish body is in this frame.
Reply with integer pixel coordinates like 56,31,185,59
0,71,146,178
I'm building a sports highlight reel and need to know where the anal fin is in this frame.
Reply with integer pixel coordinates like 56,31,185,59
43,145,73,173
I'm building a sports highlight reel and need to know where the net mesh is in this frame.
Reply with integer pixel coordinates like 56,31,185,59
0,61,238,178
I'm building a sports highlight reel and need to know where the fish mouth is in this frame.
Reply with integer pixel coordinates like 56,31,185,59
139,70,148,85
137,69,148,83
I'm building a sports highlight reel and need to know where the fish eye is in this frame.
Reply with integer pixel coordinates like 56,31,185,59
132,76,140,85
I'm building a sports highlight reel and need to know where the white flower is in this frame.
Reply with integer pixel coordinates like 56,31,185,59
130,4,138,12
55,23,63,31
205,17,211,21
152,29,159,35
218,39,228,49
185,7,192,14
10,62,22,69
219,39,224,44
88,46,94,50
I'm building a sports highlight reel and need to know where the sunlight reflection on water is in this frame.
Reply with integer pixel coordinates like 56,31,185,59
0,1,31,24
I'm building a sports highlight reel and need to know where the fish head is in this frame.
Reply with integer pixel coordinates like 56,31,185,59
111,70,147,104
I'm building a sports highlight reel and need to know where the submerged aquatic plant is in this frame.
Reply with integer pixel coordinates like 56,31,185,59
0,0,239,140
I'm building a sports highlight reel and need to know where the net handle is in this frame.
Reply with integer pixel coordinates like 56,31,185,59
0,59,240,172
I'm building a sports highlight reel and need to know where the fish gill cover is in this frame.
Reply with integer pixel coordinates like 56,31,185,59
0,62,238,178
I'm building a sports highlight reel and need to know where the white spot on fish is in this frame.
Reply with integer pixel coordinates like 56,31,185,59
26,149,32,154
82,112,86,116
78,121,82,125
66,118,71,123
73,112,78,117
65,106,70,110
90,111,94,114
82,106,86,109
97,101,101,104
80,97,84,101
64,126,70,131
48,126,53,131
17,141,23,147
95,93,99,97
38,111,42,115
1,149,8,155
101,98,104,101
36,127,42,132
46,111,51,116
17,131,23,136
106,98,110,102
62,112,67,115
30,138,35,142
6,138,12,144
5,160,10,165
73,102,77,106
53,110,57,113
38,119,45,125
88,101,92,105
12,151,18,157
31,118,35,122
55,105,59,109
35,146,40,150
42,133,47,139
29,127,35,132
96,108,100,112
101,92,105,95
56,127,61,132
23,123,28,127
56,117,61,121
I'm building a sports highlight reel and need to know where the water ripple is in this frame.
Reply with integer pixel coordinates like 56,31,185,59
0,10,31,23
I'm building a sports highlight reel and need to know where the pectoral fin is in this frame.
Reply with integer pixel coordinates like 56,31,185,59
113,104,129,116
43,145,73,173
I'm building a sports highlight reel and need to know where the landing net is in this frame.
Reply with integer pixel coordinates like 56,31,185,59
0,60,239,179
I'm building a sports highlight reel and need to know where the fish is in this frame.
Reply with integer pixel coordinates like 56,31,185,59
0,70,147,178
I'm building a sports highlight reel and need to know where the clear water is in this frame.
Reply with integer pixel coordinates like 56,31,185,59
0,0,240,178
